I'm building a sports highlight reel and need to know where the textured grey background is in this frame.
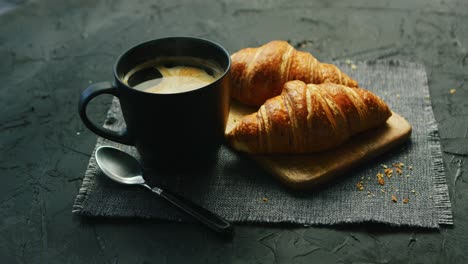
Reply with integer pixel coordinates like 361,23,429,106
73,61,451,228
1,0,468,263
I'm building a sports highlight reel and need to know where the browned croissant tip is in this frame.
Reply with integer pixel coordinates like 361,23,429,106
226,113,258,153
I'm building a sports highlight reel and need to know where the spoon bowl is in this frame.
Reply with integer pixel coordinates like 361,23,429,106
95,146,145,185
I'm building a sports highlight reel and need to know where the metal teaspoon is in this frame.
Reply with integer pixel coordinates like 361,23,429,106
94,146,233,235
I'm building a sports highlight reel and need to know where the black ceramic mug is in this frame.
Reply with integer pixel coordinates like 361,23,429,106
79,37,231,169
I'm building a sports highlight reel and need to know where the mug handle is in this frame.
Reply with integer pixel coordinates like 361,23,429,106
78,82,133,145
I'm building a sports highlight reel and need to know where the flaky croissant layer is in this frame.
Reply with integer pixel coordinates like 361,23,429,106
227,81,392,154
230,40,359,106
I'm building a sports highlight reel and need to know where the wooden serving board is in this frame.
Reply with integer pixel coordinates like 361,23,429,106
225,101,412,190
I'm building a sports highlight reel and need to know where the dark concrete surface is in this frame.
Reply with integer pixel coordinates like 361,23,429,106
1,0,467,263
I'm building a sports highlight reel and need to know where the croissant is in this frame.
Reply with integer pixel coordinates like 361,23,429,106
227,80,392,154
230,40,359,106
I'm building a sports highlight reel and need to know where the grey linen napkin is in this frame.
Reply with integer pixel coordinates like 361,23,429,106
72,60,453,228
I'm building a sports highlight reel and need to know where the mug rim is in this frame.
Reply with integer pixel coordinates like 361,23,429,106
112,36,231,95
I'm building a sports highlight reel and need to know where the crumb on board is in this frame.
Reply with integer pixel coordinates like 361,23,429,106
345,59,352,64
391,195,398,203
384,168,393,178
381,164,388,169
262,197,268,202
356,181,364,191
450,88,456,94
381,188,386,193
396,94,401,98
409,165,413,170
377,172,385,185
411,189,416,194
351,64,357,70
396,167,403,175
403,198,409,204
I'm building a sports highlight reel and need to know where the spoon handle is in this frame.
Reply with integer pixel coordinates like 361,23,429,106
156,188,233,235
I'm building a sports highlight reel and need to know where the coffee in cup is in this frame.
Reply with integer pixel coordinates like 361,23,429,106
123,56,224,94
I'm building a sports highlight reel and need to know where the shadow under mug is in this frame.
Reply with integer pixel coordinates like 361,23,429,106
78,37,231,169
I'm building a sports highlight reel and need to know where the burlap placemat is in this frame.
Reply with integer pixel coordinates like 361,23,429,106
73,61,452,228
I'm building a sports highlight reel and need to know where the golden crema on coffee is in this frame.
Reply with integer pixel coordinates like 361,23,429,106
124,57,223,94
